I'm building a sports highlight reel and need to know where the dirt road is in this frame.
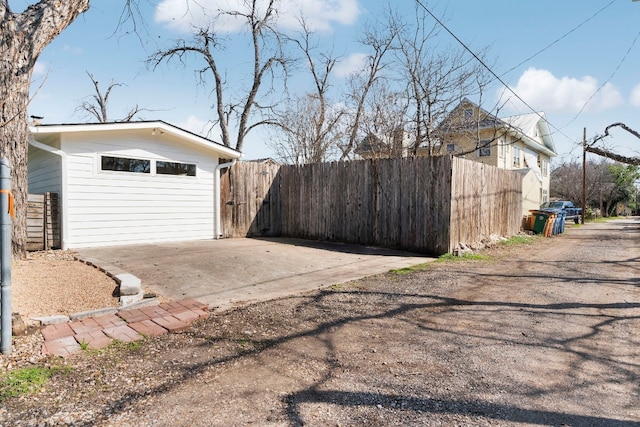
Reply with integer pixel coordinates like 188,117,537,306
2,219,639,426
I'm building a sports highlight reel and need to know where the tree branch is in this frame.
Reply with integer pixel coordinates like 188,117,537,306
587,122,640,165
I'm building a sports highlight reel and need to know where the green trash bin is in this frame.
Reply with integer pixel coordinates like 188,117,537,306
532,212,549,234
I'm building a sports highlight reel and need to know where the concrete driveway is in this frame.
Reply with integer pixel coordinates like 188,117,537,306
77,237,431,311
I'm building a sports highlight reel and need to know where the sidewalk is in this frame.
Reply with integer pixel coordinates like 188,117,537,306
40,299,209,357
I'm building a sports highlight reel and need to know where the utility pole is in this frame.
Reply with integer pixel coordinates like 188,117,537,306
582,128,587,224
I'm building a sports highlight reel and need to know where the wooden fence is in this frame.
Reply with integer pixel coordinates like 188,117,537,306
221,156,522,255
449,156,522,249
27,192,61,251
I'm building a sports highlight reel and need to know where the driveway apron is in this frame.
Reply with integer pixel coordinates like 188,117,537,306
77,237,431,311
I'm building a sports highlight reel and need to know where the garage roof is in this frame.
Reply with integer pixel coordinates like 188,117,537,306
29,120,242,159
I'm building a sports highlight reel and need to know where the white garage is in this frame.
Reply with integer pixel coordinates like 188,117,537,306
27,121,241,249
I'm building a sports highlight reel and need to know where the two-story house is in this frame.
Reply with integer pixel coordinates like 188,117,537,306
438,99,557,215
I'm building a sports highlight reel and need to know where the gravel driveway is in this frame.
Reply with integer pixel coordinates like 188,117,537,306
1,219,639,426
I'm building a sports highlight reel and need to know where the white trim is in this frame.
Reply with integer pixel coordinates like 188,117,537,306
29,121,242,160
523,150,543,183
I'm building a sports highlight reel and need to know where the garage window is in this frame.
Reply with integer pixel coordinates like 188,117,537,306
157,161,196,176
101,156,150,173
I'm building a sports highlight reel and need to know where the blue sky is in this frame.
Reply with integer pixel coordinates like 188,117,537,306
15,0,640,163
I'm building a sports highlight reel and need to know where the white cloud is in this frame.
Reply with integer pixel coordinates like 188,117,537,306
629,83,640,107
334,52,368,78
499,67,624,114
155,0,360,34
178,115,223,141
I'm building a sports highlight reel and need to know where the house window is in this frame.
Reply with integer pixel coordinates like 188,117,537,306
157,161,196,176
464,108,473,119
542,189,548,203
513,146,521,167
101,156,150,173
542,159,549,177
498,138,505,158
446,143,456,153
478,147,491,157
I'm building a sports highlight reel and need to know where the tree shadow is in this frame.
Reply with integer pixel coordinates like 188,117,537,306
29,217,640,425
285,390,640,427
64,282,640,426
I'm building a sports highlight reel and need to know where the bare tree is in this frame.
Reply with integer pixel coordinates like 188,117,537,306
346,5,495,160
0,1,92,255
551,160,601,206
147,0,289,152
77,72,146,122
340,14,399,161
355,84,409,159
270,94,345,164
393,5,492,157
269,20,346,164
550,158,638,216
586,122,640,166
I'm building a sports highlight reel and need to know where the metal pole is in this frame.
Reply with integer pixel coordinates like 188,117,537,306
582,128,587,224
0,157,12,355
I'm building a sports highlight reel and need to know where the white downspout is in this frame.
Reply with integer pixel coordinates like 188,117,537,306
214,159,237,239
28,138,69,250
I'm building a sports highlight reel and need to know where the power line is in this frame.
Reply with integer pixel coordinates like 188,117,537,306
414,0,572,141
563,27,640,128
500,0,617,78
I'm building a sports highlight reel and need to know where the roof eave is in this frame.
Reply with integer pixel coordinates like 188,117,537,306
501,124,557,158
29,121,242,159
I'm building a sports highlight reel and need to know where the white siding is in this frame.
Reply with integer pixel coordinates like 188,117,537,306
62,130,219,248
521,169,542,215
28,145,63,194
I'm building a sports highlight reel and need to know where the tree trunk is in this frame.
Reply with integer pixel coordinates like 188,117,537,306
0,1,90,257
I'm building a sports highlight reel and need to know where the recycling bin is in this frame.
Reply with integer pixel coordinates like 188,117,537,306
532,212,549,234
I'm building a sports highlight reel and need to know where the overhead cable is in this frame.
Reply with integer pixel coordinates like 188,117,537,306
414,0,571,141
563,27,640,129
500,0,617,78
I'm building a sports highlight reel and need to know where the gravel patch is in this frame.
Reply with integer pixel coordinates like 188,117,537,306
2,250,120,371
12,250,120,322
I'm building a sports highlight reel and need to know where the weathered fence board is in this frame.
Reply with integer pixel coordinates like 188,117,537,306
27,192,60,251
221,156,522,255
220,162,281,237
449,157,522,251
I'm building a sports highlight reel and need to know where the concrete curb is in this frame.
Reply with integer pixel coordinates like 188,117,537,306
118,298,160,311
70,308,118,321
33,315,70,326
74,254,146,306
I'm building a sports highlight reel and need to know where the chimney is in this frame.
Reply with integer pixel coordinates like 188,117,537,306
30,115,44,125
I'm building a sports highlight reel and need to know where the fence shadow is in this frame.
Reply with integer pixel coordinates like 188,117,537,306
250,236,431,257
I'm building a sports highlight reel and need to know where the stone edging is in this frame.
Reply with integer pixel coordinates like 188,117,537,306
74,255,148,307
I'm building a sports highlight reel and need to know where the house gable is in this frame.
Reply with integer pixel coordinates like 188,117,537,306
440,100,557,216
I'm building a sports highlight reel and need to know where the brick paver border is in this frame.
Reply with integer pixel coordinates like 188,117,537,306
40,299,210,357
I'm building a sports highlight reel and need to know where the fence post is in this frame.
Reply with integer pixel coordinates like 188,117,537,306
0,157,12,355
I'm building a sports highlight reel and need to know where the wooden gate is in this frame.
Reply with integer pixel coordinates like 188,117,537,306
27,192,60,251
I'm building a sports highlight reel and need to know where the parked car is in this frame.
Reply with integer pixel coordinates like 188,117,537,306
540,201,582,224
